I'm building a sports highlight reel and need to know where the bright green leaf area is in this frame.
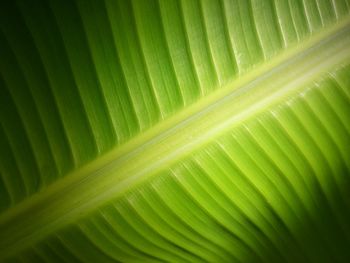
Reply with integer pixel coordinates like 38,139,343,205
0,0,350,262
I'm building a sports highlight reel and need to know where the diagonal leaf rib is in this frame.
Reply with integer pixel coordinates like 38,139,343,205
0,17,350,260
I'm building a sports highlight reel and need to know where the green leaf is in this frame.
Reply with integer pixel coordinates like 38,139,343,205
1,0,350,262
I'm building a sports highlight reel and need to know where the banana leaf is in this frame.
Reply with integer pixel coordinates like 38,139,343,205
1,0,350,262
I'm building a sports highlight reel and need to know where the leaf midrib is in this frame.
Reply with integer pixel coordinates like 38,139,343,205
0,17,350,259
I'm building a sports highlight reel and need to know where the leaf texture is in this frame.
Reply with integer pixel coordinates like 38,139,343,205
0,0,350,262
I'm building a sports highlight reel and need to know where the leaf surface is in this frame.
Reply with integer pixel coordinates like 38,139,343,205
1,0,350,262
